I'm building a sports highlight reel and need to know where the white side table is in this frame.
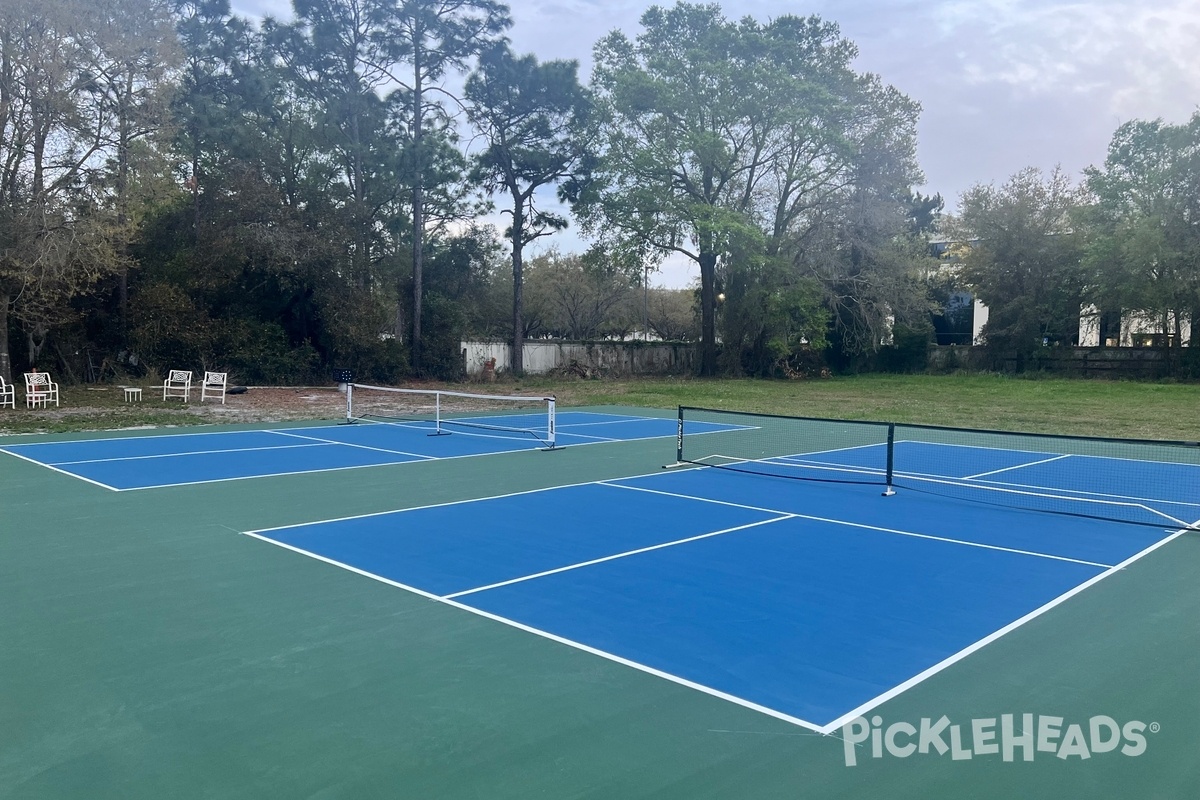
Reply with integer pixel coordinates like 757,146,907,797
123,387,143,402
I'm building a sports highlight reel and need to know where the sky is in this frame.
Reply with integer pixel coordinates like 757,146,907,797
232,0,1200,287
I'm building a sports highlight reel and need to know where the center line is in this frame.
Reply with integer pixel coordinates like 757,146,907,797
443,515,795,599
964,454,1071,480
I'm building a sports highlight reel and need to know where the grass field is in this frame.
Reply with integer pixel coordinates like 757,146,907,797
3,373,1197,440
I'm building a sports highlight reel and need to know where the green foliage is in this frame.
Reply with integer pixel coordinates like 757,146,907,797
875,322,934,373
957,167,1087,368
127,282,215,372
585,2,923,376
644,288,698,341
465,43,595,371
419,292,468,380
1083,112,1200,349
718,256,828,378
522,251,637,340
208,318,323,384
6,0,1199,389
312,284,408,383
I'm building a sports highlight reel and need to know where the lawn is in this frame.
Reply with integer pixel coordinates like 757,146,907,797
1,373,1196,441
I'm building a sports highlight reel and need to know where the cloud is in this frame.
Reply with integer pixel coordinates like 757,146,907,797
929,1,1200,116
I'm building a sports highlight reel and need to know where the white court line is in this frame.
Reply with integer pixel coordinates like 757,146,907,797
267,429,437,459
558,417,655,428
894,473,1193,529
0,408,747,491
560,416,753,431
0,447,121,491
946,471,1200,511
444,515,796,599
3,415,700,492
711,450,1200,516
602,482,1115,569
1,424,348,447
555,431,623,443
47,441,332,466
896,436,1200,471
241,530,826,733
963,454,1072,480
242,477,1190,734
244,467,677,534
817,523,1197,734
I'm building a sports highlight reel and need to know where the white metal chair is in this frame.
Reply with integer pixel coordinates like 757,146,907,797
24,372,59,408
163,369,192,402
0,375,15,409
200,371,228,404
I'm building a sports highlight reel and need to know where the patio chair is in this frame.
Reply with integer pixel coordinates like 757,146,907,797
200,371,227,404
163,369,192,402
0,375,14,409
24,372,60,408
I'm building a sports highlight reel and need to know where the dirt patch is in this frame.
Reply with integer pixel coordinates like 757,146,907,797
194,386,348,423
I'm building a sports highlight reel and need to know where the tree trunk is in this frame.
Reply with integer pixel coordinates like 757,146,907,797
0,291,11,382
698,249,717,376
117,70,132,326
511,203,525,375
412,178,424,373
410,54,425,375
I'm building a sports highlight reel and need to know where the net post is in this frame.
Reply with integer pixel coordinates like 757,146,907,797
424,389,452,437
546,397,556,449
333,368,355,424
676,406,684,463
882,423,896,496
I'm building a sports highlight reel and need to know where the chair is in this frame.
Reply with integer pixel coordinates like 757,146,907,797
200,371,227,404
24,372,60,408
163,369,192,402
0,375,15,409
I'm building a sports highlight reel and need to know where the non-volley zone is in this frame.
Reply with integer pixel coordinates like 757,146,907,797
0,412,740,491
245,467,1186,733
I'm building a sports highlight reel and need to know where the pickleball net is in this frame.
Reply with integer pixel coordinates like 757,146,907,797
347,384,556,448
676,406,1200,530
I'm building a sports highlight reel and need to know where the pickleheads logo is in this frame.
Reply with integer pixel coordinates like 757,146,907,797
841,714,1157,767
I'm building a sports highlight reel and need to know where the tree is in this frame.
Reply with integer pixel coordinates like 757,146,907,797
465,44,593,373
956,167,1087,367
1084,113,1200,350
387,0,510,373
78,0,179,322
645,288,698,341
269,0,404,290
585,3,922,375
523,252,636,339
172,0,261,233
0,0,151,379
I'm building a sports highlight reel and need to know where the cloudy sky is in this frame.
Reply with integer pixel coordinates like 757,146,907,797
233,0,1200,286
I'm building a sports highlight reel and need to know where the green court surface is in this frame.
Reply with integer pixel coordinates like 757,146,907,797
2,406,1199,799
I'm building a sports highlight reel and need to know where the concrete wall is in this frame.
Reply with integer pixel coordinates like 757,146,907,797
462,341,696,376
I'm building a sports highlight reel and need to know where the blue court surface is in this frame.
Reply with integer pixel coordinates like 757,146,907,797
246,442,1196,732
0,411,737,490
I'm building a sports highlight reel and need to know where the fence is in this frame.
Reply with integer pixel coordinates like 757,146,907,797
462,340,696,376
928,345,1193,377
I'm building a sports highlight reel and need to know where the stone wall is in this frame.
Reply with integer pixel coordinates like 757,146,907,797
462,340,696,376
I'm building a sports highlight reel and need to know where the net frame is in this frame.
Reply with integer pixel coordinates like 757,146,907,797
674,406,897,491
676,405,1200,530
347,383,557,449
